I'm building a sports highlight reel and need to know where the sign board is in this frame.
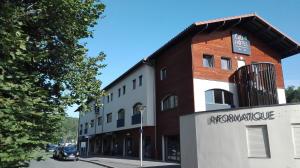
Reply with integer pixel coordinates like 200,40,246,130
232,32,251,55
81,142,86,148
208,111,275,125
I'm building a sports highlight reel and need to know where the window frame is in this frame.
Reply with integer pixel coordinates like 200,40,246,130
133,79,136,90
203,54,214,68
118,109,125,120
123,85,126,95
139,75,143,86
160,67,167,80
205,89,234,106
107,113,112,123
161,95,178,111
133,103,142,116
221,57,232,70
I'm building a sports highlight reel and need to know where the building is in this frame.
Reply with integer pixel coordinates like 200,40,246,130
180,104,300,168
77,13,300,162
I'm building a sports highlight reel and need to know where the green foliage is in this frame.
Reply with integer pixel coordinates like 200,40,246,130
60,117,79,143
286,86,300,103
0,0,105,167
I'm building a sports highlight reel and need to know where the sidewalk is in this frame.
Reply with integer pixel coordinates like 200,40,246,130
79,155,181,168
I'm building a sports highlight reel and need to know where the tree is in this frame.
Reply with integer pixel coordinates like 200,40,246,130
0,0,105,167
60,117,79,144
285,86,300,103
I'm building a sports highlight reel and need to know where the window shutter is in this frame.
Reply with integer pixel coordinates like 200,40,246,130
292,125,300,158
246,125,270,158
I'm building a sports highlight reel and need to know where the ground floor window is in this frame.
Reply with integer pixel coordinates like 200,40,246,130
165,135,180,162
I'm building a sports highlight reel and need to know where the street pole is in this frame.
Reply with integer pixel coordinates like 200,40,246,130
140,109,143,167
139,105,146,168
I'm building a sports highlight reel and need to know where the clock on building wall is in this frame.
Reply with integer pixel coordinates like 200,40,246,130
232,32,251,55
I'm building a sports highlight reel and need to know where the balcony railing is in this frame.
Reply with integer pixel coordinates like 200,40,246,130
131,114,141,125
234,63,278,107
117,119,125,128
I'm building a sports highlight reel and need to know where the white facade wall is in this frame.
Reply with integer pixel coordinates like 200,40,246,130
193,78,239,112
78,101,97,136
180,104,300,168
277,88,287,104
79,64,155,136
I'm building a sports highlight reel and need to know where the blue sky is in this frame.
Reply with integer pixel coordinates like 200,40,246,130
67,0,300,118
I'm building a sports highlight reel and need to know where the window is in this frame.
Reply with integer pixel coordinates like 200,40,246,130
203,54,214,68
246,125,270,158
107,95,110,103
94,104,100,114
97,116,102,126
80,124,83,135
221,57,231,70
118,109,125,120
161,95,178,111
107,113,112,123
205,89,233,106
237,60,245,68
111,93,113,101
118,88,121,97
84,122,88,134
123,85,126,95
90,120,94,128
160,68,167,80
133,79,136,89
133,103,142,115
292,124,300,158
139,75,143,86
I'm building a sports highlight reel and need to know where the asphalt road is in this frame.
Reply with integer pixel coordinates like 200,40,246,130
29,157,106,168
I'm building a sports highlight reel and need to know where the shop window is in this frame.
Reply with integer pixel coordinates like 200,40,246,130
203,54,214,68
161,95,178,111
246,125,270,158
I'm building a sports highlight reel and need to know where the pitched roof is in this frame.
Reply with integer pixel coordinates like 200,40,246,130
149,13,300,60
104,13,300,91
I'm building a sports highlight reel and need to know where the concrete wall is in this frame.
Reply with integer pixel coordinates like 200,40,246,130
180,104,300,168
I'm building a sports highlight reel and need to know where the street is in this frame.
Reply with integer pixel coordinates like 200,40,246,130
29,157,106,168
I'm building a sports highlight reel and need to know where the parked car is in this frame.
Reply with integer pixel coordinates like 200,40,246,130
53,145,79,161
46,144,58,152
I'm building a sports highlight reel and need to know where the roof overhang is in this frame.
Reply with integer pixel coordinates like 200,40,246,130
149,13,300,60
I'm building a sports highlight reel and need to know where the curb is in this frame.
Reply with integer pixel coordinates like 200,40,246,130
79,159,115,168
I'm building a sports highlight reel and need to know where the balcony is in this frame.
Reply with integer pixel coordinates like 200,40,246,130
131,114,141,125
234,63,278,107
117,119,125,128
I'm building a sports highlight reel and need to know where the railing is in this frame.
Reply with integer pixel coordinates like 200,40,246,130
117,119,125,128
131,114,141,125
234,63,278,107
